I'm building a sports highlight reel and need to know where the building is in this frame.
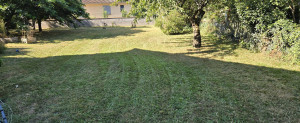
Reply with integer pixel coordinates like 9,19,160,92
82,0,131,18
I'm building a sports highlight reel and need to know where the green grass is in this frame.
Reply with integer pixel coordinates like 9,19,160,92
0,26,299,122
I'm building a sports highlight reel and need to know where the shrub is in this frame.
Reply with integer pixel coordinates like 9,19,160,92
290,39,300,64
155,10,192,35
239,33,263,52
238,19,300,63
267,19,300,63
0,41,5,54
268,19,300,51
121,10,128,18
103,11,109,18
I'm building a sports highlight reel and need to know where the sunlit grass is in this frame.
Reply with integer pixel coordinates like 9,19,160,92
0,26,299,122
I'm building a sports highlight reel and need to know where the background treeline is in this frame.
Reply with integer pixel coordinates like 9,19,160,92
156,0,300,64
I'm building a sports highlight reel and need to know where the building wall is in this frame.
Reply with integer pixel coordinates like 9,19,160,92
84,3,131,18
40,18,154,29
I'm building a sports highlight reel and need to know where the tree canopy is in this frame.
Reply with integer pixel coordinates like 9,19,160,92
0,0,89,33
122,0,299,48
119,0,212,48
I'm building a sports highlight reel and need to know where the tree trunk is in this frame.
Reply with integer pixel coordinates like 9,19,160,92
191,21,201,48
190,10,205,48
4,17,13,36
4,21,10,36
38,19,42,32
3,11,16,36
32,20,36,30
291,6,296,23
295,6,300,24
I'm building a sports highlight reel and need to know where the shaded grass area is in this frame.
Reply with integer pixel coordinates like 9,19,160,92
36,27,144,43
170,35,239,58
0,27,299,122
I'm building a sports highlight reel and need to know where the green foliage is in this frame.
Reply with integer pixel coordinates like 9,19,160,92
0,0,89,32
239,33,262,52
290,38,300,64
0,59,2,67
268,19,300,63
49,0,89,25
238,19,300,63
235,0,286,33
121,10,128,18
123,0,212,24
117,0,212,47
200,21,216,35
103,11,108,18
0,19,6,37
203,0,300,63
291,38,300,64
0,41,5,54
155,10,192,35
268,19,299,50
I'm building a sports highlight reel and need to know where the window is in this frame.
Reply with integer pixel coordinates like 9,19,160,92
103,6,111,15
120,5,124,12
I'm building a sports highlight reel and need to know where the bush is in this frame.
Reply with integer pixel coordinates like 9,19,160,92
291,39,300,64
238,19,300,63
268,19,300,51
121,10,128,18
239,33,262,52
0,41,5,54
267,19,300,63
103,11,109,18
155,10,192,35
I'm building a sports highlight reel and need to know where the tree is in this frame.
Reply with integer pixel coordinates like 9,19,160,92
28,0,89,32
177,0,209,47
0,0,89,33
46,0,89,31
120,0,211,48
0,0,27,34
273,0,300,24
235,0,286,33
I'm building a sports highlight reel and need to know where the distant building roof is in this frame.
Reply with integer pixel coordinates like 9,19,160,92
82,0,127,4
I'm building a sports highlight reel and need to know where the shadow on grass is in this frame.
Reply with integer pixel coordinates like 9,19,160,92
163,36,193,47
0,48,30,57
36,27,145,43
169,35,239,58
0,49,299,122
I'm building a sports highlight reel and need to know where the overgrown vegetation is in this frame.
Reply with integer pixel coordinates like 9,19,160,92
155,10,192,35
202,0,300,64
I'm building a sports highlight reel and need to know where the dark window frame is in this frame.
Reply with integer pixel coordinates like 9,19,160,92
120,5,125,12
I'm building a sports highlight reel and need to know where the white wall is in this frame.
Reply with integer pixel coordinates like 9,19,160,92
40,18,154,29
84,3,131,18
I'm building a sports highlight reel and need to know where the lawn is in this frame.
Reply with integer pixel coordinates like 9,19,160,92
0,26,299,122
